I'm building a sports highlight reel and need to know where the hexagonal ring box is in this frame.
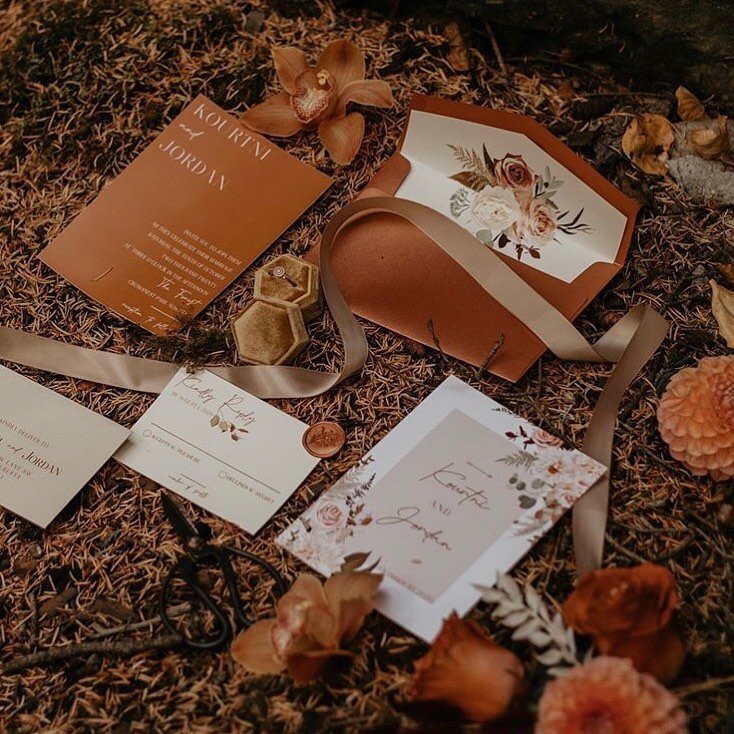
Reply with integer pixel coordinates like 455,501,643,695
231,256,322,366
254,255,322,322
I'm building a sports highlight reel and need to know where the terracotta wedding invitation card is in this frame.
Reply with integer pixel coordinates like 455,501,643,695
0,365,129,528
40,95,331,335
278,376,606,641
115,368,320,533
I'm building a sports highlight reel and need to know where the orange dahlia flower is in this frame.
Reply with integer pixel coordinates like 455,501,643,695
657,355,734,480
241,40,394,165
536,656,688,734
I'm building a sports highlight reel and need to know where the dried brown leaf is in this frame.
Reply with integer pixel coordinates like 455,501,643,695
89,598,135,621
444,22,471,72
39,586,77,618
715,263,734,285
718,503,734,527
675,86,705,121
556,80,575,100
710,279,734,348
690,116,731,161
621,114,675,176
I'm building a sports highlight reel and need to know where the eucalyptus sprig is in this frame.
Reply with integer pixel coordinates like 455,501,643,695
476,573,583,677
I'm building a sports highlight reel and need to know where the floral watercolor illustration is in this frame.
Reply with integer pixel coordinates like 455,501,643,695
447,145,593,262
279,416,605,576
209,403,255,442
499,425,602,537
278,456,377,574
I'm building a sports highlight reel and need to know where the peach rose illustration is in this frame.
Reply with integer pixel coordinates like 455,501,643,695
522,198,557,247
313,499,349,530
505,199,557,249
494,154,535,192
531,428,563,449
562,563,686,684
407,613,525,723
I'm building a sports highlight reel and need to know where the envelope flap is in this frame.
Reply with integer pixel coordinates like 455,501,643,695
363,153,411,196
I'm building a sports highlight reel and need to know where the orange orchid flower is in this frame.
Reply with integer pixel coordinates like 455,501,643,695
241,40,394,165
231,571,382,683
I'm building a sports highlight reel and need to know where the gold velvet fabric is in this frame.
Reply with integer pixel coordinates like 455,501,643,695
231,298,309,365
255,254,322,321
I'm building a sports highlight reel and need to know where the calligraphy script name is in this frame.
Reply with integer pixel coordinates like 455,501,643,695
173,375,256,427
419,462,492,511
375,506,452,551
156,101,273,193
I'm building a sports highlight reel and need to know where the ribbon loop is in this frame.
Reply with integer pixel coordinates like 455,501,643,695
0,196,668,575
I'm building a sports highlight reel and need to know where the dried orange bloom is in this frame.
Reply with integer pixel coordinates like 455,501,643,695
658,356,734,481
407,612,525,723
536,656,688,734
563,563,686,684
231,571,381,683
241,40,394,165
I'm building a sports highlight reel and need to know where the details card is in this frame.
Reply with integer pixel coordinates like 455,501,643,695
115,368,320,533
40,94,331,335
0,365,129,528
278,376,606,641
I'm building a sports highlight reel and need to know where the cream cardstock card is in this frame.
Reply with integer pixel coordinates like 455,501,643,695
395,110,629,283
278,376,606,641
115,368,320,533
0,365,129,528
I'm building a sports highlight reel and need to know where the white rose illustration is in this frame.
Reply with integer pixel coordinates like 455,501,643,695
469,185,522,232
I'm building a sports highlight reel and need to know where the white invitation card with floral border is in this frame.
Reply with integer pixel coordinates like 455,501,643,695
278,376,606,641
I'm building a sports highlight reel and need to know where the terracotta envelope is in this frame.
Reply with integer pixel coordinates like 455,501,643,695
309,94,638,382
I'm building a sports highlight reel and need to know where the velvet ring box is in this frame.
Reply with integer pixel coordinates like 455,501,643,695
307,94,639,382
231,297,309,366
254,254,322,321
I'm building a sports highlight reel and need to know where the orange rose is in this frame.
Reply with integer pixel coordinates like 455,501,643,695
407,613,525,723
563,563,686,684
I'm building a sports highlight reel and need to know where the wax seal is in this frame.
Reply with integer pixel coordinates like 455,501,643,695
303,421,346,458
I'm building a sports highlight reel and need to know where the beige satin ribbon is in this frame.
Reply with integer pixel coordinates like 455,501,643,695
0,196,668,576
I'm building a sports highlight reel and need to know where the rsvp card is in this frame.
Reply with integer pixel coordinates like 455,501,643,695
115,368,320,533
278,376,606,641
0,365,129,528
40,95,331,335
